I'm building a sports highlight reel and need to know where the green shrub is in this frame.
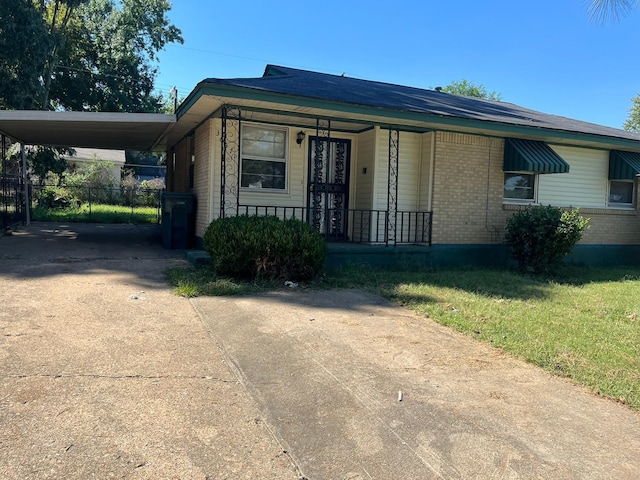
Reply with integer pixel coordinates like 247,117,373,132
504,205,590,274
35,186,79,209
203,215,328,281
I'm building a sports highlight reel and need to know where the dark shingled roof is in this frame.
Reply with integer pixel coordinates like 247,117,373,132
201,65,640,142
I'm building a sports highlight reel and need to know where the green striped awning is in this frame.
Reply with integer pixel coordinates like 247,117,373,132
504,138,570,174
609,150,640,180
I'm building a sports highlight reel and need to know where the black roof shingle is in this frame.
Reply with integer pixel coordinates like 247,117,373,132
200,65,640,143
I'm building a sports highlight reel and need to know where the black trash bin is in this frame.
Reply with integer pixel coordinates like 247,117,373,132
161,193,196,249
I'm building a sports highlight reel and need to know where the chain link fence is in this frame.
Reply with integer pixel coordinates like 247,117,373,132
31,184,163,224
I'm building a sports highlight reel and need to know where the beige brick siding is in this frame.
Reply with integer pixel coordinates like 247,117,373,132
431,131,640,245
580,210,640,244
431,132,505,244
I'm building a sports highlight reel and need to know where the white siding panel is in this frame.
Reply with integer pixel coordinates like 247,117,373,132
352,129,375,241
372,129,424,242
418,132,433,212
397,132,422,242
354,129,375,210
194,119,213,237
538,146,608,208
397,132,421,211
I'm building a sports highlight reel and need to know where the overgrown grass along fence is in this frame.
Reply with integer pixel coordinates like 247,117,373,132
31,184,163,224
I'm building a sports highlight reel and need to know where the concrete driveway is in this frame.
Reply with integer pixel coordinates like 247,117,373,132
193,291,640,479
2,222,640,479
0,223,299,479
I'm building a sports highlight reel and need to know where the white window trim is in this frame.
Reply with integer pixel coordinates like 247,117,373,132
502,171,539,205
240,123,289,193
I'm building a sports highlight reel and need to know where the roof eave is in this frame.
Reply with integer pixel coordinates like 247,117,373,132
177,82,640,151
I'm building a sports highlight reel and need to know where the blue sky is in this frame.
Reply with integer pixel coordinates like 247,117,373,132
154,0,640,129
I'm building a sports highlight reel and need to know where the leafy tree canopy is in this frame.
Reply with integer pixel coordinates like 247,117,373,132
623,95,640,133
439,79,503,101
0,0,51,109
0,0,183,112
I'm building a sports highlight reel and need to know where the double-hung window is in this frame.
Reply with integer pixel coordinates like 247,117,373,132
241,125,287,190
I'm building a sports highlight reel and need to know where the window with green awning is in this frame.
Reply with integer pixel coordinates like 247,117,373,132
609,150,640,180
503,138,570,174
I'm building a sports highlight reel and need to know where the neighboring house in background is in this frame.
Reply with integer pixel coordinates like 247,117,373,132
160,65,640,265
125,150,166,184
64,147,126,183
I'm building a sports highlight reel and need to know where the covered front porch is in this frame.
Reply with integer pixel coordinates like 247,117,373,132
205,105,434,246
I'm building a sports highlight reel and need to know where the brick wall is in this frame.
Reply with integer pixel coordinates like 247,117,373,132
431,132,505,244
431,131,640,246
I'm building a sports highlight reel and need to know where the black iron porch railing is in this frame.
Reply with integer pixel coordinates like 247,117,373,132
237,205,432,246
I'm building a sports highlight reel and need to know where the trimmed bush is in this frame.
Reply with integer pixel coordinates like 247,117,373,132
203,215,328,281
504,205,589,274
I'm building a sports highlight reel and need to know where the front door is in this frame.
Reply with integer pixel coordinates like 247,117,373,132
307,137,351,239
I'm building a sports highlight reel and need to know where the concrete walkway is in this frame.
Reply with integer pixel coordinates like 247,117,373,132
2,222,640,479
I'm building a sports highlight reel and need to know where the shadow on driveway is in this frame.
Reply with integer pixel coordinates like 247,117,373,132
0,222,180,282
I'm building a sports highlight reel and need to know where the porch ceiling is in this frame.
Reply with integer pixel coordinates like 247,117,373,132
0,110,175,151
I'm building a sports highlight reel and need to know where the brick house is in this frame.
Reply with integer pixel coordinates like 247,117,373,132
161,65,640,265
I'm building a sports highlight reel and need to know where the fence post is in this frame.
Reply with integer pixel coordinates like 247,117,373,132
21,144,30,225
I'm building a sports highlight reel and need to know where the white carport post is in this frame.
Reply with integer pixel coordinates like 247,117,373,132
21,143,30,225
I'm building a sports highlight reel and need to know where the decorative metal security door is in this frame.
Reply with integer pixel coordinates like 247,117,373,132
307,137,351,239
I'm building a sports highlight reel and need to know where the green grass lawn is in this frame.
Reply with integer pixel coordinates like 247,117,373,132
327,265,640,409
165,263,640,410
31,203,160,224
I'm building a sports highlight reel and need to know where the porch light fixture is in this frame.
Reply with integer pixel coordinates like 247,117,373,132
296,131,305,146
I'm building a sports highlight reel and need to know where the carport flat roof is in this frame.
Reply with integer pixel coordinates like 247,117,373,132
0,110,175,151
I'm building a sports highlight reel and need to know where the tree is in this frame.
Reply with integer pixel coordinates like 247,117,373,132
0,0,183,112
1,1,182,182
623,95,640,133
37,0,91,109
46,0,183,112
588,0,639,22
0,0,51,109
440,79,502,101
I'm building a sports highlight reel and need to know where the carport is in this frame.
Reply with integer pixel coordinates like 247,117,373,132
0,110,175,227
